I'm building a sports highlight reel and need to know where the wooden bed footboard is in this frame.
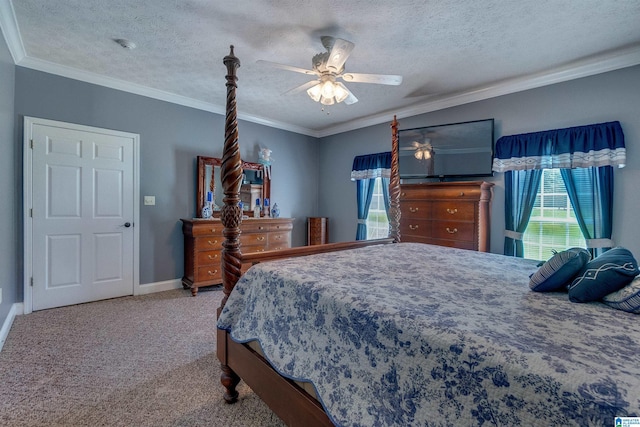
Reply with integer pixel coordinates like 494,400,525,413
241,238,394,265
217,329,334,426
216,45,400,426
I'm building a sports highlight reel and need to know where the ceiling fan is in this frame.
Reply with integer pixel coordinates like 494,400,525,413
257,36,403,106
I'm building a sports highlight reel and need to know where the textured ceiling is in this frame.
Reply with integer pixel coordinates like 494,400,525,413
2,0,640,136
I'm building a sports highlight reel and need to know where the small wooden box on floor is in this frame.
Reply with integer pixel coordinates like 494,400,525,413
181,217,293,295
399,181,493,252
307,217,328,245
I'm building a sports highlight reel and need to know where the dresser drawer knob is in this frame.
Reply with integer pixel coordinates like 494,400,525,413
257,236,265,241
275,235,282,240
258,226,265,230
446,227,458,234
401,192,406,197
210,228,217,233
207,240,218,245
458,192,465,197
207,269,218,276
409,207,419,213
207,254,218,260
409,224,419,230
446,208,458,214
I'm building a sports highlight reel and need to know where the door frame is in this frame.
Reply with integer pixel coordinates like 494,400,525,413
23,117,140,314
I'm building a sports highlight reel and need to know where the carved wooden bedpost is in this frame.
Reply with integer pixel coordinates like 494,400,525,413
389,115,401,242
219,45,242,403
220,45,243,310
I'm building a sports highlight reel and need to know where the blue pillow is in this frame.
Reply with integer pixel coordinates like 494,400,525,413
603,276,640,314
529,248,591,292
568,247,639,303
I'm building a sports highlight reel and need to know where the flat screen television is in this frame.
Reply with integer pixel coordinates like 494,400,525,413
398,118,494,180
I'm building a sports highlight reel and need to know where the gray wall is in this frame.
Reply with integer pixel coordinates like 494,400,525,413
3,37,639,316
319,65,640,259
13,68,319,291
0,30,16,322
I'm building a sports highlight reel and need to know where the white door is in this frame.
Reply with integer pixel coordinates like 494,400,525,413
25,118,139,311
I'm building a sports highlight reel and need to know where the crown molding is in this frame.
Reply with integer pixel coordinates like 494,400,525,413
15,55,320,137
0,0,25,63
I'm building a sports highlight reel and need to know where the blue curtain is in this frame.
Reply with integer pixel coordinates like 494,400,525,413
493,121,626,172
504,169,543,257
355,179,376,240
560,166,614,257
352,152,391,240
494,121,625,257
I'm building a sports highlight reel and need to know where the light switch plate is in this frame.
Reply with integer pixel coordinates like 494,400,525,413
144,196,156,206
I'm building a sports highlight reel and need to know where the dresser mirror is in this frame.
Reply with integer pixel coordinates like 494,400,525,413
196,155,271,218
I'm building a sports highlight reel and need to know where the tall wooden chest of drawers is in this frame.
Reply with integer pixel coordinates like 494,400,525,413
181,217,293,295
399,182,494,252
307,217,328,245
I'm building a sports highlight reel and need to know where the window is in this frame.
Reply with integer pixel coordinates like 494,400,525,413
366,178,389,239
523,169,585,260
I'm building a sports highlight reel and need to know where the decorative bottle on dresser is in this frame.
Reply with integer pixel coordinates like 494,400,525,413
253,198,261,218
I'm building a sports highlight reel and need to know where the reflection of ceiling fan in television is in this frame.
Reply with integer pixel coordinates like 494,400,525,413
410,140,433,159
400,130,435,159
257,36,403,106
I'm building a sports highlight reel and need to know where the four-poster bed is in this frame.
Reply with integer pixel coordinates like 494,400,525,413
215,46,640,426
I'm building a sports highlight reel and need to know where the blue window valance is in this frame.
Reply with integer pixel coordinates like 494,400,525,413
351,151,392,180
492,121,626,172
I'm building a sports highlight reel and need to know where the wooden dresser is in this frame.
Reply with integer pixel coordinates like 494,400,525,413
399,181,494,252
307,217,328,245
180,217,293,295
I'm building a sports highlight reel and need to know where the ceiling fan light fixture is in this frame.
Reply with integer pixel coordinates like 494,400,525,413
320,80,335,99
306,83,322,102
320,95,335,106
334,82,350,103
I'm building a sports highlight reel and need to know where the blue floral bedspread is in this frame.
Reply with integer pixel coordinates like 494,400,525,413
217,243,640,426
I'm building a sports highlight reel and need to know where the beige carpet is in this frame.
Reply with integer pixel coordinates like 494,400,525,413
0,288,286,427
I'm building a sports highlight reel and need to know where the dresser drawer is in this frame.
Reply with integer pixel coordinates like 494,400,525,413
268,222,293,232
189,223,224,236
400,218,432,238
241,221,270,233
431,201,476,222
401,186,481,200
195,265,221,282
196,250,221,266
431,221,475,242
400,200,432,219
194,236,223,250
267,232,291,250
240,232,268,246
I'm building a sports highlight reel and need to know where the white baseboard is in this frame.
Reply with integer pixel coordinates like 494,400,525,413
0,302,23,352
136,278,183,295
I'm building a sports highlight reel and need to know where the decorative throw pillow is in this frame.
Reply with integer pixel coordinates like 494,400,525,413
603,275,640,313
529,248,591,292
568,247,639,303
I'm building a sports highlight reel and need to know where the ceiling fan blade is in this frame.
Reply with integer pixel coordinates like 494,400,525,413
343,90,358,105
256,60,317,76
325,37,355,73
282,80,320,95
341,72,403,85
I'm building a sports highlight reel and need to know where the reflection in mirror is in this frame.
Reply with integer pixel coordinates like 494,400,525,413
196,156,271,218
